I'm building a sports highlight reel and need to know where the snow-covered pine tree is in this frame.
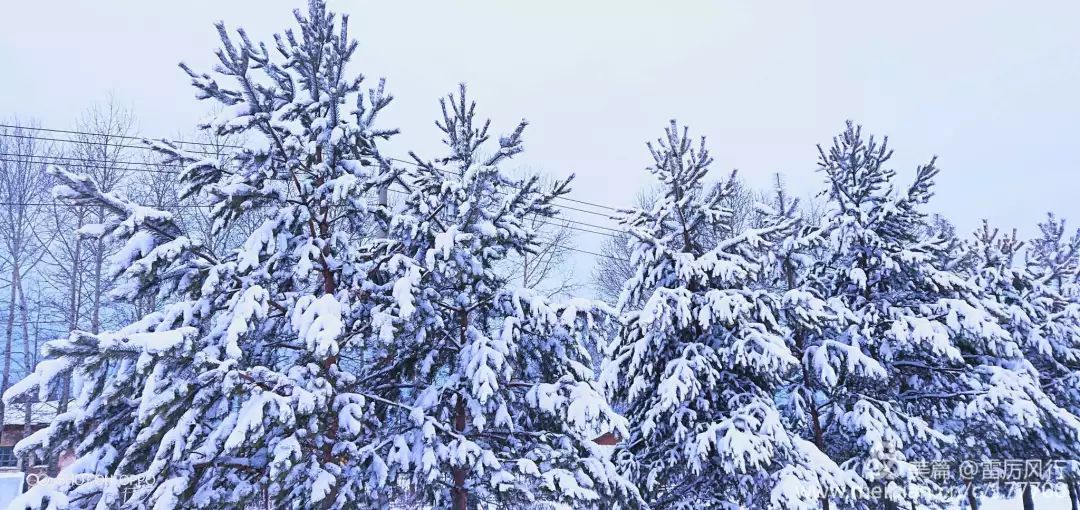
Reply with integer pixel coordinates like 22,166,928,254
600,121,859,510
1022,215,1080,507
800,123,951,510
361,85,639,509
804,122,1065,510
950,221,1080,508
3,2,403,508
757,175,871,510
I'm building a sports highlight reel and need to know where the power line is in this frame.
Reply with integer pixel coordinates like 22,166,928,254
7,131,624,220
0,153,183,174
531,234,627,262
7,152,620,222
544,217,621,235
0,156,622,240
0,201,625,260
6,152,623,233
383,156,620,214
0,131,226,157
379,187,619,238
547,244,627,262
0,125,633,262
2,124,626,215
0,124,243,150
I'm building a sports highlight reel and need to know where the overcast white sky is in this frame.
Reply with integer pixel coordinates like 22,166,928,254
3,0,1079,283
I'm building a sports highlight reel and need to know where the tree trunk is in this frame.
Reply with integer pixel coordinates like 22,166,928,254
1022,484,1034,510
452,310,469,510
92,206,105,335
807,365,830,510
377,184,388,237
966,483,979,510
50,221,84,477
781,262,832,510
452,396,467,510
60,216,84,417
0,264,19,446
17,269,33,470
796,332,830,509
1067,481,1078,510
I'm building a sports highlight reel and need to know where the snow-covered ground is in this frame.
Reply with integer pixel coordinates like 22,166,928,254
978,490,1072,510
0,472,23,507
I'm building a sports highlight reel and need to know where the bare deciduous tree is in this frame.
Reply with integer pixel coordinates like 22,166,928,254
28,99,137,476
35,193,92,423
70,98,136,335
593,188,655,305
125,148,184,320
500,170,580,297
0,121,51,459
163,129,259,258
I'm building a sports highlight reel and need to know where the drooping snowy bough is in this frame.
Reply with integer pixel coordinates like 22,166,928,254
956,218,1080,504
600,121,861,510
792,123,1076,510
4,3,637,509
360,85,640,509
5,2,400,508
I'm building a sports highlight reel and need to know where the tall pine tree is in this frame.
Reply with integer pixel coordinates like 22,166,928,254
801,122,1067,510
5,2,402,507
763,175,869,510
952,221,1080,508
364,85,639,509
1021,216,1080,508
601,121,858,510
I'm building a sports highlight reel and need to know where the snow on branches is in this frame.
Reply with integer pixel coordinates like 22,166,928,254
6,2,401,508
602,121,859,510
360,85,640,509
4,2,1080,509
